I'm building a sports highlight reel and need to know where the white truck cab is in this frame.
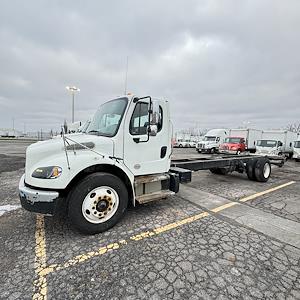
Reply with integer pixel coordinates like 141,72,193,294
293,140,300,162
256,140,283,156
196,129,228,154
256,130,297,158
19,95,176,234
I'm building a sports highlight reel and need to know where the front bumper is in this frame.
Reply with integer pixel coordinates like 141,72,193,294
219,149,238,154
19,174,63,215
197,148,211,152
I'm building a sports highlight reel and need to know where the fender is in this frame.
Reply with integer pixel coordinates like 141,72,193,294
65,161,136,206
25,153,136,204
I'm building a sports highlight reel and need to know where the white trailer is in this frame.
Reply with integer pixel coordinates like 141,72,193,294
229,129,262,153
0,128,23,137
256,130,298,158
68,121,82,133
19,95,283,234
196,129,228,153
174,133,192,148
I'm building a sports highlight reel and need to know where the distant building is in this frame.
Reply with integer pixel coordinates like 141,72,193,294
0,128,23,137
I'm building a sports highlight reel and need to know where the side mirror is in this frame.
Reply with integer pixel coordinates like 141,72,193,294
278,141,283,147
149,100,160,136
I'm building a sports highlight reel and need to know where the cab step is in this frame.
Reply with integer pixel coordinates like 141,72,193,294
135,190,175,204
134,173,170,185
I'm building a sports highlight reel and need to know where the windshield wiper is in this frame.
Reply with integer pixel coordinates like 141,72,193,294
88,130,99,133
87,130,111,137
88,130,100,135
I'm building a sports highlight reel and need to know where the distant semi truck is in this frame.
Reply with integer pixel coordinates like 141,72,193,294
196,129,228,153
256,130,298,158
219,129,262,154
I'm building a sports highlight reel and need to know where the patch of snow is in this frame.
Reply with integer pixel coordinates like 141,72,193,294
0,204,21,216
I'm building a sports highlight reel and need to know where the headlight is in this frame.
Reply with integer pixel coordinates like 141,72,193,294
32,166,62,179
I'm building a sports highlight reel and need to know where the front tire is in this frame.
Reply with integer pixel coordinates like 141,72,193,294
68,172,128,234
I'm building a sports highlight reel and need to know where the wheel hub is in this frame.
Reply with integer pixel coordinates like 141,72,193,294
82,186,119,224
96,199,109,212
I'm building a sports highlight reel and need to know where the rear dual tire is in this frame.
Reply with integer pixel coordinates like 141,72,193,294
246,158,271,182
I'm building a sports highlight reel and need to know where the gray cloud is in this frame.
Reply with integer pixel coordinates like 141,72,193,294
0,0,299,132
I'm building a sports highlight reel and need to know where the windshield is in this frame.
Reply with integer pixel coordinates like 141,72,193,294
87,98,128,137
257,140,277,147
224,137,242,144
203,136,216,141
294,141,300,148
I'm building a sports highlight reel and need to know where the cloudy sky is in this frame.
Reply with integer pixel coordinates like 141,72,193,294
0,0,299,133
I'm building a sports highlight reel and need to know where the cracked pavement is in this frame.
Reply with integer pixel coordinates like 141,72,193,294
0,144,300,299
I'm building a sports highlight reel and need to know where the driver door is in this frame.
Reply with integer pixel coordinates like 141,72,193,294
123,100,170,176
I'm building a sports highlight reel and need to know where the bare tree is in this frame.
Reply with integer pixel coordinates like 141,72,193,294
286,123,300,134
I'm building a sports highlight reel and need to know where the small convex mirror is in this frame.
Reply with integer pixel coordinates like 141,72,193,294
149,124,158,136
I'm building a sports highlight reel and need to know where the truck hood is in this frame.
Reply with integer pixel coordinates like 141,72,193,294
201,141,216,145
294,148,300,155
256,146,277,154
220,143,240,149
25,133,114,177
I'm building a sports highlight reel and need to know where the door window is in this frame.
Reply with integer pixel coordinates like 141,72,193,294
130,102,149,135
130,102,164,135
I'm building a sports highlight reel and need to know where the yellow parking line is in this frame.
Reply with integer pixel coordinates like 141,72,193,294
44,211,210,275
211,202,237,213
32,180,295,298
33,215,48,300
239,181,295,202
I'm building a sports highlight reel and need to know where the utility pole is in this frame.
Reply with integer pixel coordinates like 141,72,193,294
124,56,129,95
12,117,15,136
66,86,80,123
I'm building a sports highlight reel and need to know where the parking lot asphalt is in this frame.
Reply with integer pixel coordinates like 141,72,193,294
0,142,299,299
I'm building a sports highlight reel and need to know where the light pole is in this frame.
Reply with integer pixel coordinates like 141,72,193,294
66,86,80,123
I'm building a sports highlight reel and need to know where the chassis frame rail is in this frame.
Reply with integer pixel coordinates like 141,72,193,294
171,154,285,171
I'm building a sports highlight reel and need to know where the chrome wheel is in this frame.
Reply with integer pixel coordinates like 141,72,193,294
263,163,271,178
82,186,119,224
